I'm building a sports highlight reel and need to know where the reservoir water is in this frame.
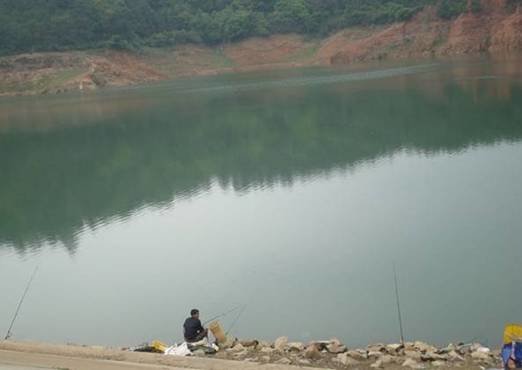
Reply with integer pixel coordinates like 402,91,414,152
1,57,522,348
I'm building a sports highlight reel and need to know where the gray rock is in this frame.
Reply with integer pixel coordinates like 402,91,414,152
274,336,288,351
230,343,245,352
336,353,361,366
304,344,322,360
232,350,248,359
327,342,347,354
258,341,271,348
371,359,384,368
310,341,329,352
437,344,456,354
368,350,383,359
471,351,490,362
275,357,292,365
447,350,464,362
380,355,396,365
404,350,422,361
470,343,483,352
368,344,386,352
421,352,448,361
386,343,404,353
261,355,270,362
239,340,259,348
402,358,425,369
260,347,275,354
456,344,472,355
347,349,368,360
432,360,446,367
299,359,312,365
414,341,438,353
287,342,304,352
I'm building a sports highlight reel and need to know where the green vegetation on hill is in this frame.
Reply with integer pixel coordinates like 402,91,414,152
0,0,479,56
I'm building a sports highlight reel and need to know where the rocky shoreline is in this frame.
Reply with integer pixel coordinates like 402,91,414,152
0,339,502,370
206,338,501,369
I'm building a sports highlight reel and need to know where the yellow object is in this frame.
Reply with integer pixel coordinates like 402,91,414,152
504,324,522,344
208,321,227,344
151,340,168,353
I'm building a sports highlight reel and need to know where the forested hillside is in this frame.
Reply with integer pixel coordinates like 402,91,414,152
0,0,485,55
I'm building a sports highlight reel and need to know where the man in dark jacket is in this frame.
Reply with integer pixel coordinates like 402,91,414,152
183,309,208,343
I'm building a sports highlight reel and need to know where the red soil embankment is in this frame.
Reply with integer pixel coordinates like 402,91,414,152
321,1,522,65
1,0,521,96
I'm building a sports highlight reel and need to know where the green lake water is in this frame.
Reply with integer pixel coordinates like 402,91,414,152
1,57,522,347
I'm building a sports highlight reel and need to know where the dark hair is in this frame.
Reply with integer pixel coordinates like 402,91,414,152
190,309,199,316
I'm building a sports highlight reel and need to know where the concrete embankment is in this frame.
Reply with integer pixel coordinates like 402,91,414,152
0,339,502,370
0,341,326,370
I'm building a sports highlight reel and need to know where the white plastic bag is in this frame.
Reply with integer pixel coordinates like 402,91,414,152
164,342,192,356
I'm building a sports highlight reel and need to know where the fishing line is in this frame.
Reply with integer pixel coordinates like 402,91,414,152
225,305,246,336
4,265,39,340
393,263,405,345
203,304,244,325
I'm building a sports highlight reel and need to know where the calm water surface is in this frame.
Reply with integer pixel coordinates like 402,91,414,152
1,57,522,347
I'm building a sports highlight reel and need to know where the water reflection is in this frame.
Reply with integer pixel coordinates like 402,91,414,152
1,60,522,253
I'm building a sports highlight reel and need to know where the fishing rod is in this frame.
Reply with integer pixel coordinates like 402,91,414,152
393,263,405,345
4,265,39,341
203,304,245,325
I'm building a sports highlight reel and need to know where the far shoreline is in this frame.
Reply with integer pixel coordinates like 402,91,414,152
2,4,522,98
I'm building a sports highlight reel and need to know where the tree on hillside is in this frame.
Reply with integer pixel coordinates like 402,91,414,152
0,0,494,55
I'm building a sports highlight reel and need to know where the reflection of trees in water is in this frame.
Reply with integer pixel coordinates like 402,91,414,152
1,78,522,253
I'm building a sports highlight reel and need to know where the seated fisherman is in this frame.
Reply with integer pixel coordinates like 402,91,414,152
183,308,208,343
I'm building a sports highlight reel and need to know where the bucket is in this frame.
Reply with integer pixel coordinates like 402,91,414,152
208,321,227,344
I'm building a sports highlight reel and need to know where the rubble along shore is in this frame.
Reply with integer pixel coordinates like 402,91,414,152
0,338,503,370
209,337,502,369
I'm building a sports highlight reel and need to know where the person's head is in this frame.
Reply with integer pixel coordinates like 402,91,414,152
190,309,199,319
